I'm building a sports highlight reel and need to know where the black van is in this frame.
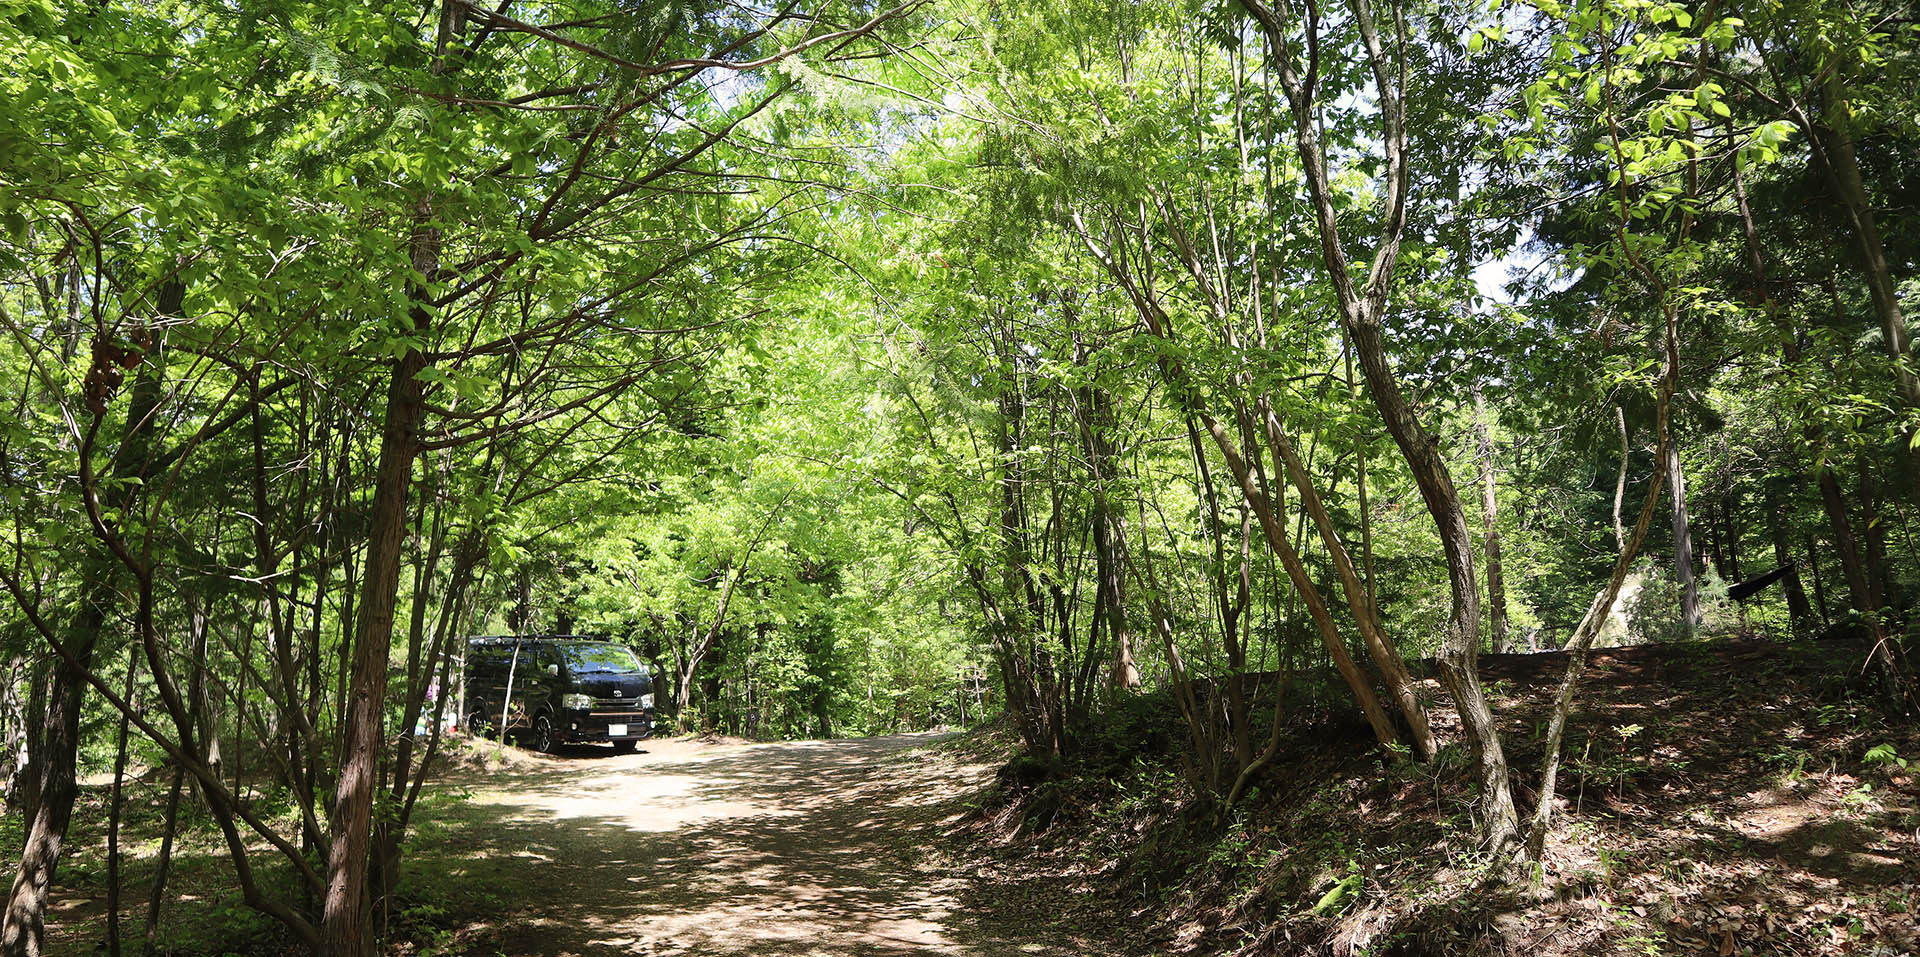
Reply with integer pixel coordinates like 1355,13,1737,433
463,635,656,753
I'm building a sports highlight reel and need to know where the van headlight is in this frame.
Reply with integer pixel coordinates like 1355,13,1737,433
639,693,654,709
560,693,593,710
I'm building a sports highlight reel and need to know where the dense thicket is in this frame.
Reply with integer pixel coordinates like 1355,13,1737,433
1,0,1913,951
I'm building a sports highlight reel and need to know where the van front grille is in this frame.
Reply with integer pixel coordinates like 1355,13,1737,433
593,697,647,713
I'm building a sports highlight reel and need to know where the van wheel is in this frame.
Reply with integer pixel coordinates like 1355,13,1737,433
467,709,496,740
529,714,556,753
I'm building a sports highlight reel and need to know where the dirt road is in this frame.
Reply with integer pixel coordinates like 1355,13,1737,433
445,733,1062,957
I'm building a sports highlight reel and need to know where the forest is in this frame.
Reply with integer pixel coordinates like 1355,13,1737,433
0,0,1915,953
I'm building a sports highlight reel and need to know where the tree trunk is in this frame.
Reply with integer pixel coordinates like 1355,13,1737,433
0,651,38,814
1476,387,1510,653
321,206,438,957
105,646,139,957
1613,407,1630,549
1720,489,1742,582
1809,78,1919,418
4,280,176,957
1195,414,1400,751
138,769,185,957
1819,468,1873,620
2,594,111,957
1076,368,1139,693
1767,484,1814,635
1819,465,1908,705
509,566,533,635
1806,536,1832,629
1070,218,1402,756
1347,337,1380,605
1258,404,1436,759
1093,504,1138,692
1667,439,1699,631
1525,348,1675,861
1236,0,1518,847
1858,457,1891,610
1346,319,1518,848
1508,84,1694,838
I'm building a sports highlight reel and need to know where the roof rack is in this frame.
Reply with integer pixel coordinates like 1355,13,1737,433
465,634,613,645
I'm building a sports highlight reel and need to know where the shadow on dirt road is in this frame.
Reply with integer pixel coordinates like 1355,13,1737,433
443,733,1065,957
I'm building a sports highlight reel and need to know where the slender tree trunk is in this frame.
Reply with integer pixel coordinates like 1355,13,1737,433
1667,439,1699,631
142,587,199,957
1093,505,1138,692
1806,536,1832,629
1809,78,1919,418
1720,489,1742,582
10,657,47,821
138,769,184,957
105,645,139,957
1193,415,1399,750
4,280,176,957
1819,468,1874,621
1767,484,1814,635
1075,363,1139,693
1347,337,1379,605
1070,218,1403,756
1613,407,1630,549
0,657,17,813
1525,336,1676,861
1819,466,1907,705
1347,320,1518,846
1858,457,1891,609
1237,0,1518,847
321,206,438,957
3,594,110,957
187,600,220,809
1476,386,1510,653
1258,404,1436,759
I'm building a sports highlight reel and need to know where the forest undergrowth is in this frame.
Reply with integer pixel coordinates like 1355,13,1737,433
950,638,1920,957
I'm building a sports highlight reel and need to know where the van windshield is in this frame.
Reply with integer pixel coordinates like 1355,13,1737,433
559,643,644,674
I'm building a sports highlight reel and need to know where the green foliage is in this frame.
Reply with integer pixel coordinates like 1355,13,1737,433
1862,743,1909,772
4,0,1919,944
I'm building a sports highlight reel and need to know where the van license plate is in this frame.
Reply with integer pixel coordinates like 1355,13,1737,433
608,724,627,737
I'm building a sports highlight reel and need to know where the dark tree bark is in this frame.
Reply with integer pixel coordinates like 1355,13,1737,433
1720,489,1742,582
1073,345,1139,693
3,280,178,957
1807,76,1919,418
104,646,139,957
1819,465,1907,706
1767,484,1814,634
1806,536,1832,629
1858,458,1891,610
1820,468,1874,621
321,207,439,957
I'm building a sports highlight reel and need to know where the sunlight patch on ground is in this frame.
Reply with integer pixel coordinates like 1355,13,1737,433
457,733,1057,956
